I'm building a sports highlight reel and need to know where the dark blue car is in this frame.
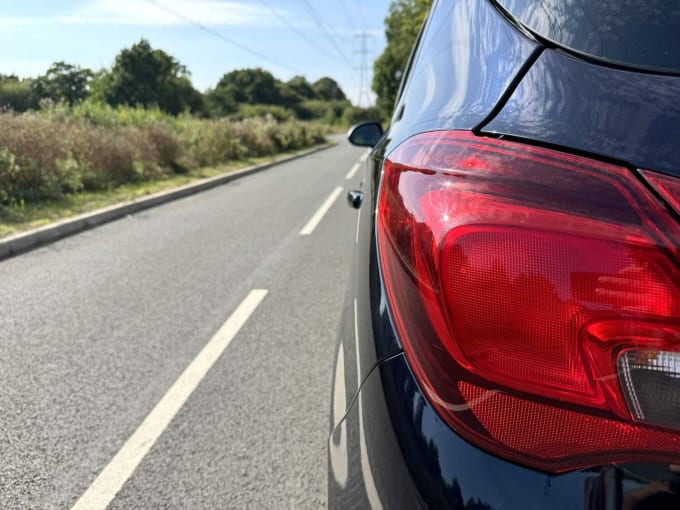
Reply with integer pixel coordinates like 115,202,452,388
329,0,680,508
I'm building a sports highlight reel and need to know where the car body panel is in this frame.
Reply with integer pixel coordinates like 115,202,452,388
328,353,423,510
331,0,680,508
386,0,539,153
332,353,680,509
495,0,680,74
484,48,680,176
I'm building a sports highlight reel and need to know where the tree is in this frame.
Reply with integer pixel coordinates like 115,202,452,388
342,105,382,126
312,77,346,101
205,86,238,117
286,75,317,100
276,81,302,110
207,67,283,117
33,62,93,105
101,39,203,115
0,75,39,112
217,68,281,104
208,67,301,118
372,0,431,115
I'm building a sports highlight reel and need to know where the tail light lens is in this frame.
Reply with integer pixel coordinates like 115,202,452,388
377,130,680,472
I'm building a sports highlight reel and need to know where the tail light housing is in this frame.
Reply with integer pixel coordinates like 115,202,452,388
377,130,680,472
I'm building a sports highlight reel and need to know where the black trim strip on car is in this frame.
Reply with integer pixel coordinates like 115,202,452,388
472,45,543,135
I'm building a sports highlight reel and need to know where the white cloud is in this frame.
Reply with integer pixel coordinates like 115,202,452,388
0,0,273,27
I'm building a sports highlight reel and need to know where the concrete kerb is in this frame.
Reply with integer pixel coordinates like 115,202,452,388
0,142,335,261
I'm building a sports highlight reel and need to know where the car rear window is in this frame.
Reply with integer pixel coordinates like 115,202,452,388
496,0,680,74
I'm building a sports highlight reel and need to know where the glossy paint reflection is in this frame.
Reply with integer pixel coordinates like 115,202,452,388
386,0,538,152
377,354,680,509
485,49,680,175
497,0,680,74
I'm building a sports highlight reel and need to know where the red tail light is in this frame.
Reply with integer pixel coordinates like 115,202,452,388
377,130,680,472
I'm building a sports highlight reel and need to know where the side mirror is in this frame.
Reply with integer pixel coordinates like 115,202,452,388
348,122,383,148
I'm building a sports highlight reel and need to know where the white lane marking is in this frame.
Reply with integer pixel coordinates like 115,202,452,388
72,289,269,510
359,152,369,163
300,186,344,236
354,299,384,510
345,163,361,180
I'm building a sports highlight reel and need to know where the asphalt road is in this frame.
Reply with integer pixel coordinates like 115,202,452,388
0,139,367,509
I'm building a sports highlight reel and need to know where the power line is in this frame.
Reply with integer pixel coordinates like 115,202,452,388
297,0,353,68
254,0,343,65
143,0,300,75
352,0,367,31
337,0,357,34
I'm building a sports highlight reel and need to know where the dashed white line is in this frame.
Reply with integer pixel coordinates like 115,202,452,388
345,163,361,180
72,289,269,510
359,152,369,163
300,186,344,236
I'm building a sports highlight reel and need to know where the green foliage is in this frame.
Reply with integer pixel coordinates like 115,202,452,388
0,107,326,206
205,86,237,117
276,82,303,111
0,43,357,208
55,99,178,129
312,77,347,101
0,34,356,124
373,0,432,115
32,61,93,105
297,99,350,125
342,106,383,126
87,69,110,104
232,104,295,122
101,39,203,115
205,68,352,122
176,116,324,169
0,148,23,204
212,68,282,110
2,44,354,124
0,76,40,112
286,75,317,101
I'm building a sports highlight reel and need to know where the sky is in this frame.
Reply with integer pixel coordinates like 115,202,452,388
0,0,392,106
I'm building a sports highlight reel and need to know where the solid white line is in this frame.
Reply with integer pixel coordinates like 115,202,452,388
359,152,369,163
345,163,361,180
300,186,344,236
354,299,384,510
72,289,269,510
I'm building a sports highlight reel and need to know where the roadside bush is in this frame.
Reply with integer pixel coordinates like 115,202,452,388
0,105,326,206
297,99,349,125
177,118,245,168
44,99,177,129
177,116,326,167
342,106,384,126
0,80,40,112
0,149,24,204
0,146,74,205
232,104,295,122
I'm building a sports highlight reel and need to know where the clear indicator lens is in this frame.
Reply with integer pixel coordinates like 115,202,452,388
619,350,680,429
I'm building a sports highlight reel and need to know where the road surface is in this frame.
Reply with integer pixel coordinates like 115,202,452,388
0,139,367,509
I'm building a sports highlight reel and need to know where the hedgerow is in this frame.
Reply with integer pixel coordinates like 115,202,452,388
0,103,326,205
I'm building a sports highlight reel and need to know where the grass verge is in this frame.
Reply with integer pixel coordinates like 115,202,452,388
0,144,330,239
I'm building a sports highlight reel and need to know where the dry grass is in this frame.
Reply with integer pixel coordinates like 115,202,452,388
0,103,327,207
0,147,327,239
